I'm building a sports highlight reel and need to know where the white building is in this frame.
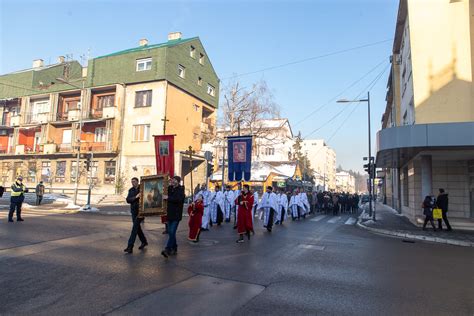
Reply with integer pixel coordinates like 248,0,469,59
335,171,356,193
301,139,336,190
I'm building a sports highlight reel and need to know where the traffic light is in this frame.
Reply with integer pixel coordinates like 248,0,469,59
207,162,214,177
84,156,91,171
363,163,370,174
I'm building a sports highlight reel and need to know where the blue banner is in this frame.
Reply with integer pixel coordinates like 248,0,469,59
227,135,253,182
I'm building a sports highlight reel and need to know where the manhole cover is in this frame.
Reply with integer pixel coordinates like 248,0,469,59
298,244,325,250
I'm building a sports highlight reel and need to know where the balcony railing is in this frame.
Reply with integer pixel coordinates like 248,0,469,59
90,109,103,119
24,113,49,124
0,116,11,126
25,145,41,153
56,112,69,122
0,146,14,154
80,142,106,152
58,143,73,152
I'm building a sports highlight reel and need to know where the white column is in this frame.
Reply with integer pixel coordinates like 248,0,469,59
420,155,432,199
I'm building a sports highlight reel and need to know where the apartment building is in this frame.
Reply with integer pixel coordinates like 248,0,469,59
0,33,219,195
301,139,337,190
377,0,474,226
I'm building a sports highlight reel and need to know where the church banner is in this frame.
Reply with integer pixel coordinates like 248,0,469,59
154,135,175,177
227,135,252,181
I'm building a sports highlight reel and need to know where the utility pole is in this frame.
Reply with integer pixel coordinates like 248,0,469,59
185,146,195,198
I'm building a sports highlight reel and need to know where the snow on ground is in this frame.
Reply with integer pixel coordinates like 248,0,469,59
79,206,100,212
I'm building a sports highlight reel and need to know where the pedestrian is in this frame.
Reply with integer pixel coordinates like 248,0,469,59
161,176,185,258
195,184,211,231
0,185,5,198
188,194,204,242
436,188,452,231
421,195,436,231
258,186,279,232
223,185,233,222
8,176,28,222
210,185,224,226
276,189,288,225
289,190,299,220
35,181,45,205
235,184,254,243
124,177,148,254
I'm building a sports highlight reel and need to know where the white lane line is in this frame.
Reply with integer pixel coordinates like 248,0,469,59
344,217,357,225
327,216,342,224
310,215,326,222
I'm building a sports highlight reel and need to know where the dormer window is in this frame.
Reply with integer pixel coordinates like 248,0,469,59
207,84,215,97
136,58,152,71
178,65,186,78
199,53,205,65
190,46,196,58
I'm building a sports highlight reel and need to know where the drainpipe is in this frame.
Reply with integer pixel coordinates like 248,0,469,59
115,83,127,194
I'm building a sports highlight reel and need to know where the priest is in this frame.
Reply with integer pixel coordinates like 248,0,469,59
258,186,279,232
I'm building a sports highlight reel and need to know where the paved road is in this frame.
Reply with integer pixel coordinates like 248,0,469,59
0,211,473,315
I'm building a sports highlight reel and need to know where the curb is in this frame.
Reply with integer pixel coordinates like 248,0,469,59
357,220,474,248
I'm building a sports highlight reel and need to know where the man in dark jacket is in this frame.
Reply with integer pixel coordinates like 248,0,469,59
9,176,28,222
436,188,452,231
124,177,148,254
161,175,185,258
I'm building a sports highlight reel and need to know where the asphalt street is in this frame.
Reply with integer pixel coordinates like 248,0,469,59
0,210,473,315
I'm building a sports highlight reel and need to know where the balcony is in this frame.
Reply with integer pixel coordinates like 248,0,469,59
102,106,117,119
55,112,69,122
10,115,20,127
58,143,73,152
68,109,80,122
15,144,41,155
80,142,107,152
43,143,57,154
0,145,14,154
90,109,103,119
24,113,49,125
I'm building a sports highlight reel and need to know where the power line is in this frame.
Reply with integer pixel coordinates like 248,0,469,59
293,57,387,128
303,64,390,140
221,38,392,80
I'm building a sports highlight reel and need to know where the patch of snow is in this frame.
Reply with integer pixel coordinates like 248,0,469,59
79,206,100,212
363,220,376,226
64,203,81,210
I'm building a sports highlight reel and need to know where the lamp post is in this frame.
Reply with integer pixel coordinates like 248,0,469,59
56,77,85,205
337,92,375,220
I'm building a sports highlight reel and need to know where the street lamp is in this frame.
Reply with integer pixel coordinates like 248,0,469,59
56,77,85,206
337,92,375,221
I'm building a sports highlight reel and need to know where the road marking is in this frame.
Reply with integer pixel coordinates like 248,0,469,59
310,215,326,222
344,217,357,225
298,244,325,251
327,216,342,224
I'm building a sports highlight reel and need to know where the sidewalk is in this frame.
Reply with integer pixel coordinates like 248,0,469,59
358,203,474,247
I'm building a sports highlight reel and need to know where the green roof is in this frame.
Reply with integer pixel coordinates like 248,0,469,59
96,37,199,59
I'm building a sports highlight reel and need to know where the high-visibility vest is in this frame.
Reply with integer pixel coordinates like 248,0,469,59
11,183,25,197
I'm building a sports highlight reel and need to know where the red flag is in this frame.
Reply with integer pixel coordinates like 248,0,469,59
154,135,175,177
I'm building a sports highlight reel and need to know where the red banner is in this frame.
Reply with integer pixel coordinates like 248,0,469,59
154,135,175,177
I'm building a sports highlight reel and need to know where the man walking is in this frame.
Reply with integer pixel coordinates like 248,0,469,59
258,186,278,232
436,188,452,231
8,176,28,222
161,176,185,258
124,177,148,254
35,181,45,205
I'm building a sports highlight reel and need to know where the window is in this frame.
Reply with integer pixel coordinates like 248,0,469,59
62,129,72,144
70,161,78,183
104,161,116,184
135,90,152,107
199,53,205,65
97,94,115,108
41,161,51,183
55,161,66,183
198,77,202,86
33,99,50,114
136,58,152,71
265,148,275,156
133,124,150,141
190,46,196,58
193,104,200,112
207,84,215,97
90,161,99,179
95,127,106,143
178,64,186,78
27,161,36,183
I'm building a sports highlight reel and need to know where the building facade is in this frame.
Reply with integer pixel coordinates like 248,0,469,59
335,171,356,193
301,139,337,190
0,33,219,196
377,0,474,226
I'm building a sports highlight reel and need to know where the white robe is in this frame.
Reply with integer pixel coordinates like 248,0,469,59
289,195,300,218
196,190,212,229
258,192,279,227
278,193,289,222
252,191,259,225
223,190,234,220
300,192,310,214
210,191,224,223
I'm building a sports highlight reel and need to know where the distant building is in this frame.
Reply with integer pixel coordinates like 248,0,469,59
0,33,219,196
377,0,474,226
335,171,355,193
301,139,336,191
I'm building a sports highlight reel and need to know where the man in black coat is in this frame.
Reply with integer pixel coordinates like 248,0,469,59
124,177,148,254
436,188,452,231
161,175,185,258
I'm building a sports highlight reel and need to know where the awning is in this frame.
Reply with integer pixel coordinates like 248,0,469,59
376,122,474,168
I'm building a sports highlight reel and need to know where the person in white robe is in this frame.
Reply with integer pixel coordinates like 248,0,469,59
232,188,241,229
195,184,212,230
289,190,300,220
210,185,224,225
299,190,310,219
223,185,234,222
258,186,279,232
275,189,289,225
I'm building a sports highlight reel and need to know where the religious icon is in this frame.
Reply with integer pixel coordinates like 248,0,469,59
138,174,169,217
233,142,246,162
159,141,169,156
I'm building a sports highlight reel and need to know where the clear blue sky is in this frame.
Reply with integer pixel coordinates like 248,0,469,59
0,0,399,173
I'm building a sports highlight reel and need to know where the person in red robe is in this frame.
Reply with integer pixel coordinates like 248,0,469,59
188,194,204,242
235,184,254,243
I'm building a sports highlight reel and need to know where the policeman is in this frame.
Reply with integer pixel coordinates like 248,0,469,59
8,176,28,222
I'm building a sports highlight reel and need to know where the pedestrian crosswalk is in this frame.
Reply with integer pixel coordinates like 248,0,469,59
0,207,78,219
309,214,358,225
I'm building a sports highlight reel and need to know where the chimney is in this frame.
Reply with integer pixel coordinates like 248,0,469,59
139,38,148,46
57,56,65,63
168,32,182,41
32,59,44,69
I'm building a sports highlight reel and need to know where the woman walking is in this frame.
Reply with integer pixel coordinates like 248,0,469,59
422,195,436,231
